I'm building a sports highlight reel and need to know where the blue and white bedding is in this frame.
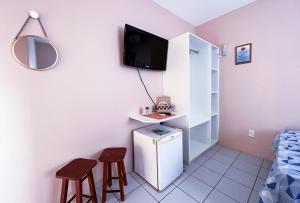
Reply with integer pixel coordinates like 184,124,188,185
259,130,300,203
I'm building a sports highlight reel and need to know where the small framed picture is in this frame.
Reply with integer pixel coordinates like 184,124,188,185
235,43,252,65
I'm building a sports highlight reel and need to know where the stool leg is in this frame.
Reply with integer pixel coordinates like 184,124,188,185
75,180,82,203
87,172,98,203
102,162,108,203
60,180,68,203
117,161,125,201
107,162,112,187
121,160,127,186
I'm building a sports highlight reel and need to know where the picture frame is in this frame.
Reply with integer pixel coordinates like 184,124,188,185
235,43,252,65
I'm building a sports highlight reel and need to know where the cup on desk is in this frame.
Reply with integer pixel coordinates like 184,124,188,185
144,107,150,115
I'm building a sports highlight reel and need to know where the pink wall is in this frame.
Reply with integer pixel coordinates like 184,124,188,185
0,1,194,202
196,0,300,160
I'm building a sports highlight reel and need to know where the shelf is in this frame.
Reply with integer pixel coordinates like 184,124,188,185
211,93,218,115
129,112,185,124
211,116,219,141
211,139,218,145
164,32,219,164
190,140,211,161
189,118,210,128
190,140,219,162
212,71,219,93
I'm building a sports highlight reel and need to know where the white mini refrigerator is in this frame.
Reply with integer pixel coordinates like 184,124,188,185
133,124,183,190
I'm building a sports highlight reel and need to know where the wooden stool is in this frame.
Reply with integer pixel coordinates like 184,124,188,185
99,147,127,203
56,158,98,203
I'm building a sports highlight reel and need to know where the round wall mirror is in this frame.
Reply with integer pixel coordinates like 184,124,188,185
12,35,58,70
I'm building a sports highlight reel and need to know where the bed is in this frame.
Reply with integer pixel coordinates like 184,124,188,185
259,129,300,203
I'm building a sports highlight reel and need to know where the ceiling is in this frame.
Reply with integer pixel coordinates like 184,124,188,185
152,0,257,26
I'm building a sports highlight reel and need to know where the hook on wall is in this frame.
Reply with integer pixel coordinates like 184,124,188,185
15,10,48,39
29,10,40,19
219,44,229,57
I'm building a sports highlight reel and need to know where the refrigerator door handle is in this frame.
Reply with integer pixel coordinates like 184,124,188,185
158,133,181,144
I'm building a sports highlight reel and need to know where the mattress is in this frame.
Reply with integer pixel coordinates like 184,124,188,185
259,130,300,203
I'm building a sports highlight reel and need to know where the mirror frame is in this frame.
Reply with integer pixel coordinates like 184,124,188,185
11,35,58,71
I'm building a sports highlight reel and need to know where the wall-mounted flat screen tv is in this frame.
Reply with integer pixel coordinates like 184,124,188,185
124,24,168,71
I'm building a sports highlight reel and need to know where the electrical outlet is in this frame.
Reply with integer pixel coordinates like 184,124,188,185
249,129,255,138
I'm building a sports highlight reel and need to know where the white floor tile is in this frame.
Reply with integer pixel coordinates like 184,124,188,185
209,145,219,153
215,177,251,203
96,145,268,203
129,171,146,185
204,189,238,203
248,190,260,203
262,159,273,170
121,146,266,203
258,167,269,179
193,166,222,187
218,147,240,158
121,187,157,203
203,159,230,175
160,188,197,203
185,162,200,174
238,153,263,166
96,184,119,203
211,143,223,152
202,148,217,157
178,176,212,202
173,172,190,186
253,177,266,192
113,173,140,199
225,167,256,188
194,154,210,166
142,182,175,201
232,158,260,176
211,152,236,165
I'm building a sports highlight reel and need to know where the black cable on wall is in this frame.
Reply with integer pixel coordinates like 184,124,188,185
136,67,156,106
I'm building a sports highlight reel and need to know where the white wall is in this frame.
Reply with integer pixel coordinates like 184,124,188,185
0,0,194,202
196,0,300,159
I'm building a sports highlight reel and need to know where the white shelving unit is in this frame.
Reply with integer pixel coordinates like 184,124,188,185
164,33,219,164
211,46,219,147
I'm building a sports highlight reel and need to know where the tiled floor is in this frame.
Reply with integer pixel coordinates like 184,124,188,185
95,144,272,203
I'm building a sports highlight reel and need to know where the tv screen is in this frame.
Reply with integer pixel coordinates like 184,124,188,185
124,24,168,71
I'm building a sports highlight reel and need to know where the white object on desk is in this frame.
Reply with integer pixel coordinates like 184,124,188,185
133,124,183,190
